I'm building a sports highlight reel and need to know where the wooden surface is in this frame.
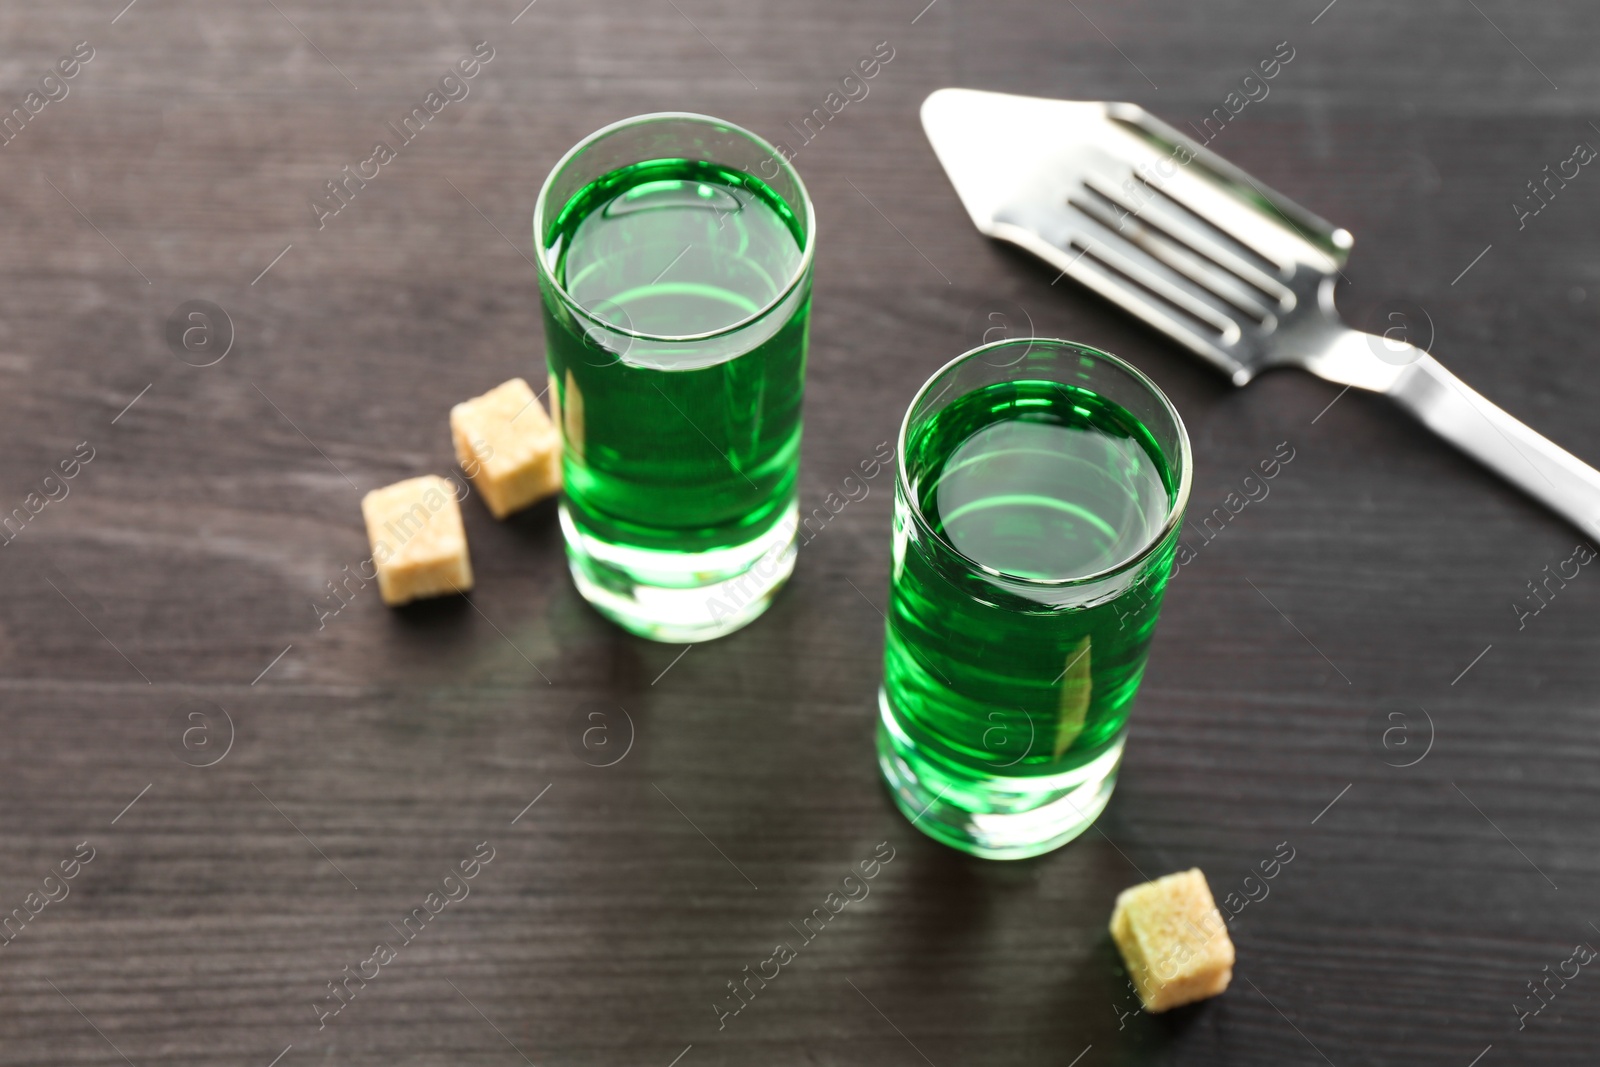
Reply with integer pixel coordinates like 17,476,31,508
2,1,1598,1064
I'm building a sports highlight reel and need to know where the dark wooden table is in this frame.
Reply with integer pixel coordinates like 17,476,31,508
3,1,1598,1063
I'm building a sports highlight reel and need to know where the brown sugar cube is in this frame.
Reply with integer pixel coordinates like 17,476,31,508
449,378,561,519
360,475,474,606
1109,868,1234,1012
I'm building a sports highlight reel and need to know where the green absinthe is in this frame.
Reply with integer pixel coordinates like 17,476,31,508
540,158,810,640
880,378,1180,856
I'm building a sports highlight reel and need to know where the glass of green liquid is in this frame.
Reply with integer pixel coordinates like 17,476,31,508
878,337,1192,859
533,114,814,642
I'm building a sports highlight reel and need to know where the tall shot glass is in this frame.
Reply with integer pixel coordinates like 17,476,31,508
533,114,815,643
876,338,1192,859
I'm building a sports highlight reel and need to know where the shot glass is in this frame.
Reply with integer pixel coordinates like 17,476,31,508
877,337,1192,859
534,113,815,643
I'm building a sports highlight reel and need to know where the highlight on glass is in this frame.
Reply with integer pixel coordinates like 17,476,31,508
876,337,1192,859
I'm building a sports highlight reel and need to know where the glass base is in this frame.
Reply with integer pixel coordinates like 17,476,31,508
876,689,1124,860
561,501,797,644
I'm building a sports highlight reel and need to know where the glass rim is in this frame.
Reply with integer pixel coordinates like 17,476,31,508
532,111,817,345
895,336,1194,588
